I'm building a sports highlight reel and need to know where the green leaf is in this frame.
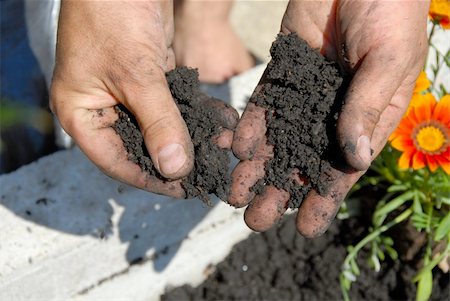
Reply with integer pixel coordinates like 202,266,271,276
370,253,381,272
377,248,385,261
382,236,394,246
350,258,360,276
413,191,423,214
434,212,450,241
343,270,357,282
340,274,351,290
412,212,429,229
388,184,408,192
416,270,433,301
340,274,352,301
374,191,415,223
385,245,398,261
440,197,450,205
413,250,449,282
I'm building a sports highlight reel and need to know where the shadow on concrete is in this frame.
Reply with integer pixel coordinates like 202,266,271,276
0,83,234,272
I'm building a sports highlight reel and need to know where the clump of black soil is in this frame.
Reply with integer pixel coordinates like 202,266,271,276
162,214,449,301
252,33,347,208
113,67,231,203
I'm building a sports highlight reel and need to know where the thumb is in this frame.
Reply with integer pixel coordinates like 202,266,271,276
122,68,194,179
337,51,404,171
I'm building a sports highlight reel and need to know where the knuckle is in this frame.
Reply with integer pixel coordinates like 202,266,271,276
141,114,179,141
49,86,77,137
362,106,382,128
104,44,167,93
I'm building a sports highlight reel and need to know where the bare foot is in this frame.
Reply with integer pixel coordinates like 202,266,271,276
174,1,254,83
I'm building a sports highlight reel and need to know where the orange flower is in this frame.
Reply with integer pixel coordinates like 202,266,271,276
405,72,432,115
429,0,450,29
413,71,431,95
390,94,450,174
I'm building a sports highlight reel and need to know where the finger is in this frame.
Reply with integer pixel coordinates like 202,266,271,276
61,107,186,198
296,169,362,238
228,158,266,208
244,186,290,232
229,137,273,207
337,50,407,171
232,102,267,160
298,88,410,238
197,94,239,129
212,128,234,149
121,66,194,179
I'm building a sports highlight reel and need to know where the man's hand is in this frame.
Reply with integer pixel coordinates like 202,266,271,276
51,1,194,197
229,0,429,237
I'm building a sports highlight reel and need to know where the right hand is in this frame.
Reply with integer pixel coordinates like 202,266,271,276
51,1,194,197
229,0,428,237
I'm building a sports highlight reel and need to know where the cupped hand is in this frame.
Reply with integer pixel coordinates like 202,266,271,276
230,0,429,237
51,1,236,197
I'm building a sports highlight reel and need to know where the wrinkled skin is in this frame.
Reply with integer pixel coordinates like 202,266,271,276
230,0,429,237
51,1,238,198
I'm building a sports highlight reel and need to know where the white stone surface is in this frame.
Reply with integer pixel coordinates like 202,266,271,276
0,146,252,301
4,8,449,300
0,65,264,301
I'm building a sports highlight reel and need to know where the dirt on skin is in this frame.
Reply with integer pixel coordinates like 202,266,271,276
161,214,449,301
113,67,232,203
252,33,347,208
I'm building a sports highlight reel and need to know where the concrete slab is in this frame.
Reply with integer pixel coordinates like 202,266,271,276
231,1,288,62
0,65,266,301
4,4,448,299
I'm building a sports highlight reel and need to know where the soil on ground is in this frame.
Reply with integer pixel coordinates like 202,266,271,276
113,67,232,203
162,214,449,301
252,33,347,208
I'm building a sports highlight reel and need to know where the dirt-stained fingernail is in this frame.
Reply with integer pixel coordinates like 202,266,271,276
158,143,187,176
356,135,371,169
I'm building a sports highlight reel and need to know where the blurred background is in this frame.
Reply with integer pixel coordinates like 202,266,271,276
0,0,289,174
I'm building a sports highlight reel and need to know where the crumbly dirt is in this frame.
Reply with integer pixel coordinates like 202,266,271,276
252,33,347,208
161,214,449,301
112,67,231,203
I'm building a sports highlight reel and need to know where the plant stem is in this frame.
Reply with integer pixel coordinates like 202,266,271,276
424,23,436,71
413,241,450,282
344,208,413,267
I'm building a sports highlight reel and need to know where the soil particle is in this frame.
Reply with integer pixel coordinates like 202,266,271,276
112,67,231,203
161,214,449,301
252,33,347,208
35,197,54,205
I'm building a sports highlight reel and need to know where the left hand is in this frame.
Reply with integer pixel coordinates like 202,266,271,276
229,0,429,237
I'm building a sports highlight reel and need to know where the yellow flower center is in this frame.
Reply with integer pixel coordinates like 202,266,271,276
413,121,448,154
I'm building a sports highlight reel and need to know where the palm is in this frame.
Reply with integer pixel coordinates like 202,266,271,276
229,0,429,236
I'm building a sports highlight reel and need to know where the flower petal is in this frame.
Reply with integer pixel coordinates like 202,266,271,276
413,71,431,94
399,150,414,169
412,151,426,170
433,95,450,125
442,147,450,161
407,107,420,125
429,0,450,29
414,93,436,122
396,117,415,134
390,135,414,152
426,155,439,172
434,155,450,175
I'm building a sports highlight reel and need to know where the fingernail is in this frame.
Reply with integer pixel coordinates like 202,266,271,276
158,143,187,176
356,135,371,167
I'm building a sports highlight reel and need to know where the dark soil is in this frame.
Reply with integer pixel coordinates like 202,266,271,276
252,33,347,208
162,214,449,301
113,67,231,203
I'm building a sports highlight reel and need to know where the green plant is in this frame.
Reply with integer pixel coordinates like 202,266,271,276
339,5,450,300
